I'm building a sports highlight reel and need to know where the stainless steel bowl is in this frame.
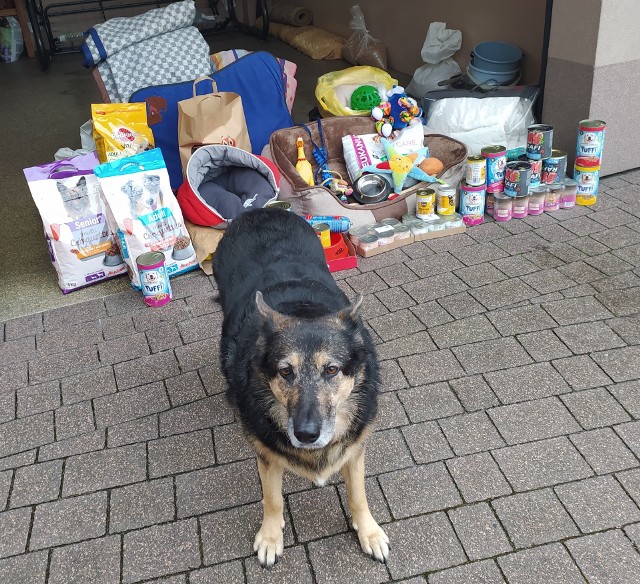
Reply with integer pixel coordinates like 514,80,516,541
353,174,390,204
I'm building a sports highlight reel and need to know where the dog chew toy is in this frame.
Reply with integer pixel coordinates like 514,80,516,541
295,137,314,186
371,85,423,139
350,85,382,112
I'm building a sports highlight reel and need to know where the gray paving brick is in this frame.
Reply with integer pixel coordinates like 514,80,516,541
446,452,512,503
0,411,54,458
122,518,200,583
0,550,48,584
100,313,135,341
556,475,640,532
30,491,106,550
561,215,608,237
585,251,634,275
484,362,571,404
429,315,499,349
0,336,36,365
365,428,414,476
592,346,640,383
469,277,537,310
405,251,465,279
541,295,613,326
492,437,593,491
385,512,466,579
213,423,254,464
110,478,174,533
567,529,640,584
493,232,552,256
190,562,244,584
94,382,170,428
114,350,179,391
97,332,150,366
170,272,213,298
402,421,454,464
107,415,158,448
131,302,191,332
375,391,409,429
197,365,227,396
516,329,572,362
55,401,94,440
0,507,31,558
607,316,640,346
375,263,419,286
245,545,312,584
618,468,640,507
426,232,476,253
454,262,508,288
44,299,107,330
552,354,613,390
449,502,511,560
410,300,454,326
176,459,261,517
36,321,103,355
146,323,183,355
4,313,43,340
0,450,36,471
178,313,221,345
535,223,575,243
562,283,598,298
379,462,461,519
378,360,408,392
0,392,14,424
521,269,576,295
358,248,412,272
10,460,62,507
49,535,121,584
376,330,436,361
562,387,631,429
492,488,578,548
357,294,388,321
174,338,218,373
63,443,146,496
626,523,640,548
337,476,392,526
16,381,60,417
29,345,99,384
597,287,640,317
429,559,505,584
345,271,388,295
592,270,640,293
367,308,425,342
398,349,465,386
61,367,117,405
571,428,638,474
452,337,532,376
558,260,606,284
449,375,499,411
38,429,105,462
403,272,468,304
609,379,640,418
554,321,626,354
487,304,557,337
592,224,640,248
397,382,463,423
491,255,539,278
450,242,508,267
288,486,348,541
489,397,581,445
200,501,294,564
159,395,234,437
436,290,486,319
374,286,416,312
149,430,214,478
164,371,206,408
498,543,586,584
440,412,505,455
0,470,10,509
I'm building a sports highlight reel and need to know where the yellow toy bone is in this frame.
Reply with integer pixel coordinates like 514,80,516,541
295,137,314,186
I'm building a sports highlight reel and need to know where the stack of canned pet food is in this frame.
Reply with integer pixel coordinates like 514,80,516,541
348,218,413,253
398,184,465,234
574,119,606,206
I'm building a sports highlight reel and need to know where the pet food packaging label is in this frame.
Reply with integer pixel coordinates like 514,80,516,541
24,152,127,293
92,103,155,164
94,148,197,288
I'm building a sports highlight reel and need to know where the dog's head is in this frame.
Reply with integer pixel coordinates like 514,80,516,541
254,291,373,450
57,176,90,217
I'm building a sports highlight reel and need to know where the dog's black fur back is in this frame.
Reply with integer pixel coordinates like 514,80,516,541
213,208,379,461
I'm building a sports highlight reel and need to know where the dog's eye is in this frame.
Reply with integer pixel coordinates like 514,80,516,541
324,365,339,377
278,366,293,379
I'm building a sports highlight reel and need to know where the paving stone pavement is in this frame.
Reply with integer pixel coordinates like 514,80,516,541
1,171,640,583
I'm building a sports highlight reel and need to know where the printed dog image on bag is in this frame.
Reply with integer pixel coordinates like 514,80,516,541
57,176,92,220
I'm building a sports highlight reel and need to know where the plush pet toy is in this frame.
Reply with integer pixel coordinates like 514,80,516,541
371,86,423,139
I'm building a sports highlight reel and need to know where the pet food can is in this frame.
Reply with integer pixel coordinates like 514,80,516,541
459,181,486,226
444,213,464,229
541,150,567,184
371,224,395,245
437,184,456,216
393,224,412,240
430,218,447,231
409,221,430,236
266,201,292,211
136,252,172,308
576,119,606,160
314,223,331,248
485,192,495,216
519,154,542,189
482,145,507,193
358,233,379,252
347,225,371,246
512,195,529,219
526,124,554,160
493,192,513,222
504,161,532,197
560,178,578,209
544,184,563,212
528,187,547,215
465,155,487,186
381,217,401,227
574,163,601,206
416,188,437,220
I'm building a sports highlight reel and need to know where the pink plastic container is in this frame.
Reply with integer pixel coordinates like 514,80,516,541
528,187,547,215
493,192,513,222
485,192,495,216
512,195,529,218
544,184,563,212
560,178,578,209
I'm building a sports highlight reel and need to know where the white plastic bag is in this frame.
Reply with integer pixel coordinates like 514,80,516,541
406,22,462,99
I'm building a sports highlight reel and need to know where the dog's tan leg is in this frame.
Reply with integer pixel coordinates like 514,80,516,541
342,445,390,563
254,454,285,568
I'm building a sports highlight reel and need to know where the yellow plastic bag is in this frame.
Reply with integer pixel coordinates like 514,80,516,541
315,66,397,117
92,103,155,164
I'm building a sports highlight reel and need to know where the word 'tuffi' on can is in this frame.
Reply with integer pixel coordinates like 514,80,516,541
576,119,606,161
416,188,437,220
482,145,507,193
526,124,554,160
136,252,172,308
519,154,542,189
459,181,486,226
541,149,568,184
465,155,487,186
574,162,601,206
313,223,331,248
504,161,532,197
436,183,457,216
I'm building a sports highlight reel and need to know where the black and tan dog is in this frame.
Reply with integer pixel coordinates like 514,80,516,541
213,208,389,567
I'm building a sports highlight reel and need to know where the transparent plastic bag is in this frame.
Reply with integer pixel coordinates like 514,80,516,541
342,5,387,70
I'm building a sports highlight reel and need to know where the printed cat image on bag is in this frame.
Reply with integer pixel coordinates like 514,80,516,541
94,148,197,288
24,152,127,293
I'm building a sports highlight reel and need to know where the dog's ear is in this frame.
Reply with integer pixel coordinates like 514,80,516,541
77,176,86,187
255,291,288,326
337,293,363,322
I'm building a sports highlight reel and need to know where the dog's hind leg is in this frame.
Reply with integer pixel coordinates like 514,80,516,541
342,446,390,563
254,453,285,568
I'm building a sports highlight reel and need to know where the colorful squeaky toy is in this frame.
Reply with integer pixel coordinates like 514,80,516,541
360,139,442,197
371,85,423,139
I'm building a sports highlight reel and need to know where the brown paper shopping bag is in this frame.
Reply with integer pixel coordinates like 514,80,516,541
178,77,252,173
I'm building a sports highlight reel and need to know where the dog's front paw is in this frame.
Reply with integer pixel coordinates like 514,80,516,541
353,515,390,563
253,523,284,568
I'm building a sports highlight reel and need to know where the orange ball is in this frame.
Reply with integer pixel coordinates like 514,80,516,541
418,157,444,176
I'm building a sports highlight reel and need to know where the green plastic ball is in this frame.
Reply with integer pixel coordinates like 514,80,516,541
350,85,381,111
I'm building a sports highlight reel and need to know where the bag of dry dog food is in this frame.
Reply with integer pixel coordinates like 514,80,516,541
94,148,197,288
92,103,155,164
24,152,127,293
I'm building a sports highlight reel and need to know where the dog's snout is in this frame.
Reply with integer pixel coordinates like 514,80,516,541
294,419,321,444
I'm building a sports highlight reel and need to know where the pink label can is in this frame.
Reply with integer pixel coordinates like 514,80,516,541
493,192,513,222
512,195,529,219
136,252,172,308
459,181,486,226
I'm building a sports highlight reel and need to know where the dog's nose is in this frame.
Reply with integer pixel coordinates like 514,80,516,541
294,421,321,444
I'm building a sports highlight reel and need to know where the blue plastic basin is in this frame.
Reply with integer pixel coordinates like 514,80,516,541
472,41,523,73
468,62,518,86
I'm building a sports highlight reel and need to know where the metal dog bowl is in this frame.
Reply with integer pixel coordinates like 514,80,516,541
353,174,390,205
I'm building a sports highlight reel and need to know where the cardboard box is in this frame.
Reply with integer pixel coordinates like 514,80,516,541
326,234,358,272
